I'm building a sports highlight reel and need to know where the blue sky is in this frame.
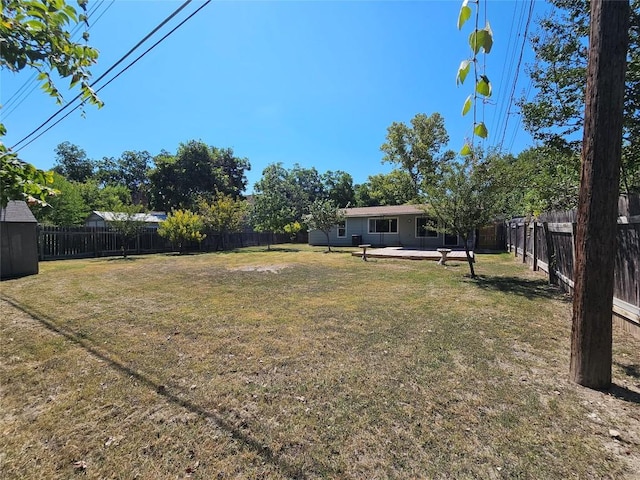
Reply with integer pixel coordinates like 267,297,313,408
1,0,548,193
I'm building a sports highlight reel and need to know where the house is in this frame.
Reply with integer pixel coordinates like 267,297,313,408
1,200,39,279
307,204,472,249
85,211,167,229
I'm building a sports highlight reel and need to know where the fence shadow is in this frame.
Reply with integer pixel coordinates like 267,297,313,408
473,275,569,301
2,297,321,479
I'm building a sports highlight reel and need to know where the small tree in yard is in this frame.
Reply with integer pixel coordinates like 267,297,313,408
284,221,303,242
107,204,146,258
251,190,295,250
198,194,248,250
424,158,498,278
158,209,206,253
303,199,345,252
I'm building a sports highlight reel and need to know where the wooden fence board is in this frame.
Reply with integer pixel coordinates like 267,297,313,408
506,212,639,339
37,227,294,261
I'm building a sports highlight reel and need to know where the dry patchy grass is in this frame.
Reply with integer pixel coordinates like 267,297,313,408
1,245,639,479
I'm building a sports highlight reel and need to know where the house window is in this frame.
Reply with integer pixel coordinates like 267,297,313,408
444,233,458,246
368,218,398,234
416,217,437,238
337,220,346,238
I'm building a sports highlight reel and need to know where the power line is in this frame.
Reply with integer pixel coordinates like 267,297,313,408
498,0,536,151
14,0,212,153
489,0,526,142
11,0,196,150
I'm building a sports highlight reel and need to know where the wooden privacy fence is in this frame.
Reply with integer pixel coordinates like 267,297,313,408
38,226,295,260
505,196,640,339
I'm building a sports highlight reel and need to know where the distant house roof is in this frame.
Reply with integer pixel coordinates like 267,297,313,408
342,204,426,218
0,200,37,223
90,211,167,223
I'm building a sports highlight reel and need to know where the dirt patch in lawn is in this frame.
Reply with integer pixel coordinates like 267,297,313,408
228,263,291,273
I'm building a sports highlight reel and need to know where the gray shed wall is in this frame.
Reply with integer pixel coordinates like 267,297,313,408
1,221,39,279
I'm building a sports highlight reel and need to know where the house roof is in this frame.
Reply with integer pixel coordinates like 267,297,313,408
342,204,427,218
0,200,37,223
89,211,167,223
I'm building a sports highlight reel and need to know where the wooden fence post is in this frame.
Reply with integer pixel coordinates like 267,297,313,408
532,222,538,271
522,222,527,263
543,221,556,285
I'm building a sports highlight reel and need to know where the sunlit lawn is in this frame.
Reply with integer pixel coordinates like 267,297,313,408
1,245,639,479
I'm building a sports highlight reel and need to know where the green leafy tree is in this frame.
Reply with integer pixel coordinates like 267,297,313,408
198,194,249,250
251,164,299,250
424,158,499,278
96,150,152,205
158,209,206,253
1,0,101,207
380,113,454,197
357,170,418,206
52,141,95,182
322,170,355,207
32,172,89,225
303,199,346,252
148,141,250,211
519,0,640,193
76,180,131,212
283,221,303,242
106,204,146,258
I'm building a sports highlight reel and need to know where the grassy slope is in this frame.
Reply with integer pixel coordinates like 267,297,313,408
1,246,638,479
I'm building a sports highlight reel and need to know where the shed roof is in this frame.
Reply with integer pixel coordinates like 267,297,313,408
89,211,167,223
0,200,37,223
342,204,426,218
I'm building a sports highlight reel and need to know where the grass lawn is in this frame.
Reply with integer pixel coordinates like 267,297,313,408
1,245,639,479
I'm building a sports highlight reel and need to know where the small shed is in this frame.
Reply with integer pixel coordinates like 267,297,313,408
85,211,167,229
1,200,39,279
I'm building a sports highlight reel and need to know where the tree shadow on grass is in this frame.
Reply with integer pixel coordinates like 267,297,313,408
614,362,640,379
472,275,570,301
3,297,315,480
607,383,640,405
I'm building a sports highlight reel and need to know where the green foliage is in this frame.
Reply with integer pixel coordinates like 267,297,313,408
303,199,345,251
106,204,146,257
148,141,250,211
96,150,152,203
198,193,248,240
520,0,640,192
0,153,57,207
322,170,355,208
0,0,101,107
457,0,493,148
32,172,88,225
52,141,94,182
380,112,453,195
283,221,303,241
423,157,500,278
457,0,472,30
354,170,417,207
1,0,102,206
158,209,206,252
250,165,302,250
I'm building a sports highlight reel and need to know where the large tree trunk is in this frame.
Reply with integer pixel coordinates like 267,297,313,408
570,0,629,389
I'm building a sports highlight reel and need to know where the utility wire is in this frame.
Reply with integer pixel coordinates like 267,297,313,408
498,0,535,151
14,0,212,153
11,0,195,150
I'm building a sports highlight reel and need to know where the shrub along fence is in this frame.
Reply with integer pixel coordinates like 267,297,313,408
505,195,640,339
37,226,297,260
